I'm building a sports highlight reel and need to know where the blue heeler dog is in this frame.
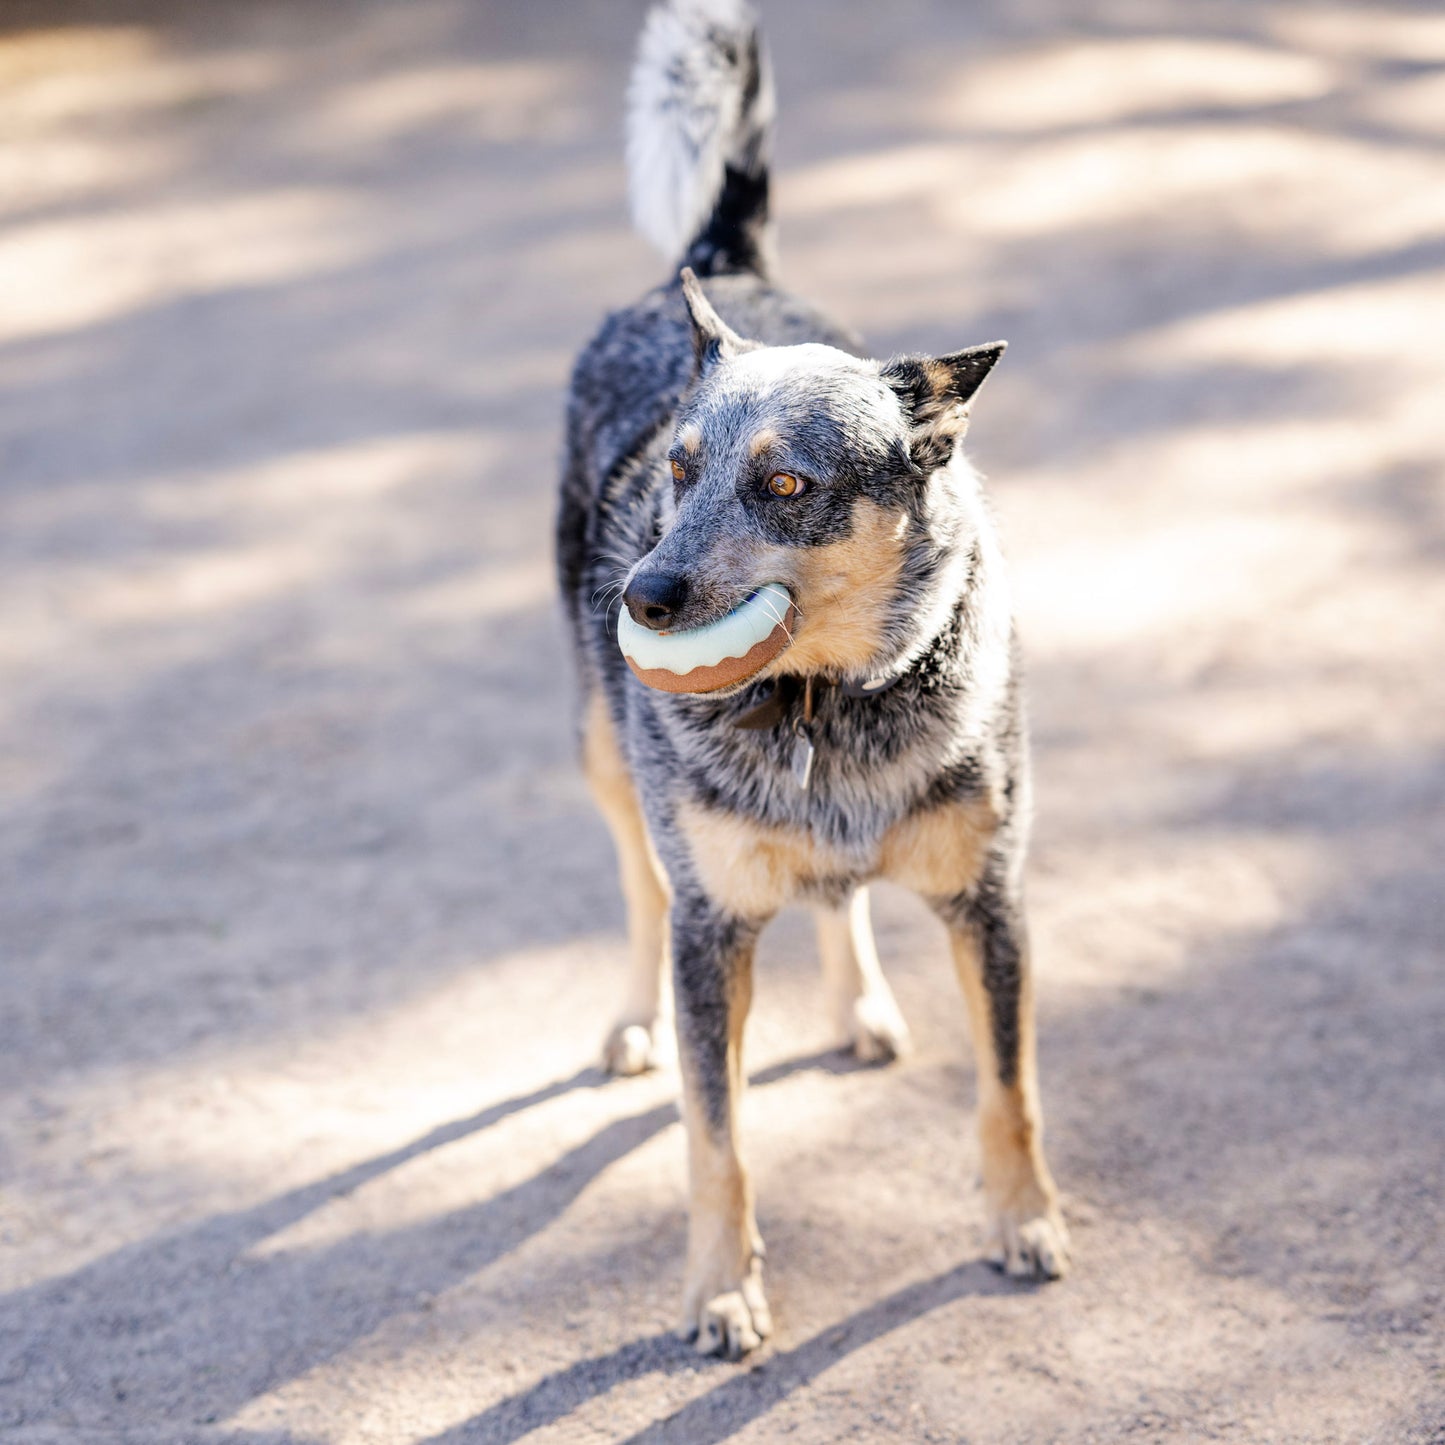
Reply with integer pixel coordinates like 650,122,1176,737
557,0,1070,1358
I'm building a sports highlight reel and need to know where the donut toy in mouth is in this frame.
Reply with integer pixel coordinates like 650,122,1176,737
618,583,796,694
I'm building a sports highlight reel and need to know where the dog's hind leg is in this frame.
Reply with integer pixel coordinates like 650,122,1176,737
582,694,671,1075
814,886,911,1063
673,895,771,1359
940,873,1070,1281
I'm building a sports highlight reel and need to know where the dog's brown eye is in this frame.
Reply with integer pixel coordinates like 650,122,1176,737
768,472,804,497
670,459,686,482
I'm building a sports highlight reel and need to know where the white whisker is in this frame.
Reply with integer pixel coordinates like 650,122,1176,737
753,593,799,644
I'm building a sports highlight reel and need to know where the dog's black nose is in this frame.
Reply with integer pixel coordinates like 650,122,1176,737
624,571,689,631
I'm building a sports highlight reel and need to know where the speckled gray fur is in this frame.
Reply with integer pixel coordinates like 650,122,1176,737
556,0,1040,1287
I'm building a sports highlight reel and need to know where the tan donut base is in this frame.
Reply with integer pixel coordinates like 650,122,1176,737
624,607,796,694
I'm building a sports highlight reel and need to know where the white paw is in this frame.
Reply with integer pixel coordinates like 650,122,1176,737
986,1203,1072,1281
680,1256,772,1360
850,993,912,1064
601,1020,669,1076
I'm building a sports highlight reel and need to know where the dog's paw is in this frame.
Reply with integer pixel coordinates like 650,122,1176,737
601,1020,670,1077
680,1255,771,1360
986,1200,1071,1281
850,992,912,1064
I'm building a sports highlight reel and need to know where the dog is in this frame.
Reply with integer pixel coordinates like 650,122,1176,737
556,0,1069,1359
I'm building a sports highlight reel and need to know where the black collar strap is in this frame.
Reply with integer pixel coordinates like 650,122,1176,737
732,668,902,731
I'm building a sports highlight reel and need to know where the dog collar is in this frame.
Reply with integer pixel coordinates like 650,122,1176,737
731,669,901,731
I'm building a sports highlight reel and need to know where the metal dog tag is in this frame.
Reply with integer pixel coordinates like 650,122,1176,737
791,722,815,791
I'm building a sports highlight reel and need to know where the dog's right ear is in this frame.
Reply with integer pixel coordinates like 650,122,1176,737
680,266,755,377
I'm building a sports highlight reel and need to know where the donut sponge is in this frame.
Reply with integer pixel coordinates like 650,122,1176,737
618,583,795,693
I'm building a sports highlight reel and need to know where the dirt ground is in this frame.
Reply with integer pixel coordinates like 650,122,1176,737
1,1,1442,1441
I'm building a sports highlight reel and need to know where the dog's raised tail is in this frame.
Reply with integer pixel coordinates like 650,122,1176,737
626,0,775,278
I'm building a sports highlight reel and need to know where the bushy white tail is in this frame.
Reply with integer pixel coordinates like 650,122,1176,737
626,0,775,266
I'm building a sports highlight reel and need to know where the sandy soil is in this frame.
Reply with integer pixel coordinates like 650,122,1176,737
1,1,1442,1441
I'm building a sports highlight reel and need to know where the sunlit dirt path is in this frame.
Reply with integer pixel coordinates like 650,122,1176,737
1,2,1442,1440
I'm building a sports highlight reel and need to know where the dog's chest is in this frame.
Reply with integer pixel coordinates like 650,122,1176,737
674,754,1000,915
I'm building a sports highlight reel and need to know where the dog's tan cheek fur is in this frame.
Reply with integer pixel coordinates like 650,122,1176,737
764,498,910,676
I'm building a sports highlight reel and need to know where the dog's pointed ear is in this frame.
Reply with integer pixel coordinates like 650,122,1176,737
881,342,1006,471
680,266,755,377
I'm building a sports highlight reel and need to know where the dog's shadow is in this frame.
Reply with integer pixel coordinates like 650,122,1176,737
420,1256,1015,1445
0,1047,892,1430
409,1050,1019,1445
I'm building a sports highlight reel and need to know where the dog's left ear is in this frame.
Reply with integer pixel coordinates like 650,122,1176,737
881,342,1006,472
680,266,757,378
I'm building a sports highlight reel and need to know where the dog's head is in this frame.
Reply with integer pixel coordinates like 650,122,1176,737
620,269,1004,693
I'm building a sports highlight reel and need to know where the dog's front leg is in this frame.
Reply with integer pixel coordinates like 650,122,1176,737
940,874,1071,1281
672,893,771,1359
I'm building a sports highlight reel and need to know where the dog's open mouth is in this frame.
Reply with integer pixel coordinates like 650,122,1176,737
618,582,796,694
